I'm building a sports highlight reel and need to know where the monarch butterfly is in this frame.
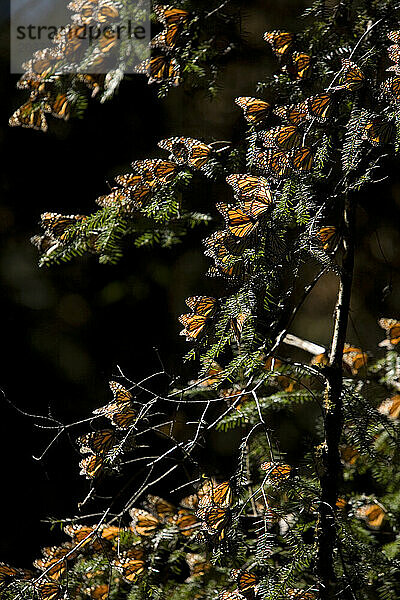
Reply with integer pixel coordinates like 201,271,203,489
41,543,74,559
71,0,120,25
336,59,365,91
40,213,87,239
226,174,273,206
36,581,63,600
273,101,308,126
96,186,142,211
260,149,293,177
64,524,108,553
235,96,271,124
204,230,248,259
96,30,120,54
387,30,400,44
151,22,182,50
231,569,258,595
135,55,180,86
54,25,88,59
260,462,291,480
207,257,248,281
198,480,233,508
185,295,218,318
185,553,210,580
79,453,104,479
21,47,61,78
363,118,395,146
154,5,189,26
194,478,215,505
201,505,230,540
84,584,110,600
291,147,314,171
33,554,67,581
310,352,328,367
378,317,400,346
77,429,116,455
76,73,104,97
124,181,153,208
263,30,294,55
217,203,259,238
175,509,200,536
204,232,248,279
180,493,199,510
115,174,142,188
130,159,179,185
92,381,132,415
158,136,212,169
260,125,302,152
16,73,48,95
336,497,348,510
130,508,160,536
340,446,359,465
342,344,368,374
317,226,337,250
377,394,400,420
31,234,60,255
113,547,146,582
179,296,217,338
179,297,217,340
93,381,134,420
111,405,137,429
0,563,21,585
44,92,72,121
381,76,400,101
64,524,96,544
387,44,400,69
146,495,176,520
101,525,124,541
306,92,333,120
285,51,312,80
230,313,248,345
9,100,48,132
111,380,132,403
191,361,223,388
356,504,385,529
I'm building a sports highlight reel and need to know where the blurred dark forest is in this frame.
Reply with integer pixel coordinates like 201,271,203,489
1,0,400,568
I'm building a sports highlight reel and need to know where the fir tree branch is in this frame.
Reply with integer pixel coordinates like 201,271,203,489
317,192,356,600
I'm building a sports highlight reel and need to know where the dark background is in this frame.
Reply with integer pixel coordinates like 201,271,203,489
2,0,400,567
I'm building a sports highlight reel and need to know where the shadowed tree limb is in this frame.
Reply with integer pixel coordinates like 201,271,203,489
318,193,356,600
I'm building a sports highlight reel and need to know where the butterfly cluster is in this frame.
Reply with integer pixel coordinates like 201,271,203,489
31,212,87,257
9,0,126,132
77,381,137,479
97,158,180,212
129,492,200,539
32,136,218,262
382,30,400,103
1,484,226,598
218,569,258,600
179,296,218,341
311,343,368,375
0,522,147,598
263,30,312,81
134,5,189,87
194,478,234,543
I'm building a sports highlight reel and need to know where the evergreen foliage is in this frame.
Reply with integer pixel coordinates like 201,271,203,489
3,1,400,600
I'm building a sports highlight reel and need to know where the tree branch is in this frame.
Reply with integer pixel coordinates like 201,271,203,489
317,193,356,600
